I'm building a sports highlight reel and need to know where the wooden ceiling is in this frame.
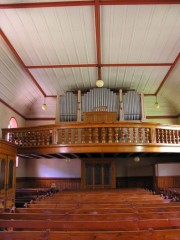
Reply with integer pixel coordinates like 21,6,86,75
0,0,180,119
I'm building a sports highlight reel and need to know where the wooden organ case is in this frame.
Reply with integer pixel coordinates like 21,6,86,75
0,140,16,210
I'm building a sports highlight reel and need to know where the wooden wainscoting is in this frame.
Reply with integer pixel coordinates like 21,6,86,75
17,177,155,191
156,176,180,189
116,176,154,190
16,177,81,191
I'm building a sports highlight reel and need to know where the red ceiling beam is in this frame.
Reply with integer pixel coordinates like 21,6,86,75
27,64,98,69
0,1,94,9
0,98,25,119
102,63,172,67
155,53,180,95
26,62,172,69
100,0,180,5
95,0,102,80
0,29,46,97
146,115,179,119
1,0,179,9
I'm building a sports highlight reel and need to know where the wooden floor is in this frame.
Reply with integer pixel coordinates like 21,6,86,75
0,188,180,240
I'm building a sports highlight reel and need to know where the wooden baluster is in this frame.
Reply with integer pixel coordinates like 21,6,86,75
88,128,92,143
133,128,137,143
138,128,143,143
41,132,45,145
164,129,168,143
171,130,176,144
145,128,150,143
108,128,113,143
174,130,178,144
168,130,172,144
44,131,47,145
93,128,99,143
23,132,27,146
35,132,38,146
29,132,33,146
27,132,30,145
114,128,119,143
156,129,160,143
46,131,50,145
177,130,180,144
74,129,78,144
68,129,71,144
61,129,65,144
81,129,85,143
21,132,24,146
101,127,106,143
121,128,125,143
32,132,35,146
161,129,165,143
127,128,131,143
34,132,37,146
38,132,42,145
18,132,22,146
14,132,18,145
45,131,49,145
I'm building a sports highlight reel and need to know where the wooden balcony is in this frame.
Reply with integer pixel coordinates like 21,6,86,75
2,121,180,158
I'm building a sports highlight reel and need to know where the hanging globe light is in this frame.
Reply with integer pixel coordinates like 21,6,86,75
96,79,104,88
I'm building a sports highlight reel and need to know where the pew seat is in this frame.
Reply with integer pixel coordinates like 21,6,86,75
0,229,180,240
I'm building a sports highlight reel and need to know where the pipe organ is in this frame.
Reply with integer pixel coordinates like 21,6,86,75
60,92,78,122
82,88,119,118
59,88,143,122
123,91,141,120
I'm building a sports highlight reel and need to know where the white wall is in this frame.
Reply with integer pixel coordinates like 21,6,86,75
25,158,81,178
16,157,27,178
146,118,178,125
17,157,154,178
155,163,180,176
144,95,179,122
25,120,55,127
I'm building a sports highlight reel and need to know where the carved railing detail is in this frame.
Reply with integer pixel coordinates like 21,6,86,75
2,122,180,149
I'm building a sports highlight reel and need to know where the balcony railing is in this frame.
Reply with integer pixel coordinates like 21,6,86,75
2,122,180,149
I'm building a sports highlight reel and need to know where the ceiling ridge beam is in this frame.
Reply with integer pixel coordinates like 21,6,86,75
95,0,102,80
0,29,46,97
155,53,180,95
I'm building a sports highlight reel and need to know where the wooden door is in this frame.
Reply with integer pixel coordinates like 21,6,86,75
81,159,116,190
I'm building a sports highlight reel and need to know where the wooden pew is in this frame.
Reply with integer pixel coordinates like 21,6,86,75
16,188,53,197
0,188,180,240
0,229,180,240
15,188,53,209
1,211,180,221
15,205,180,214
0,218,180,231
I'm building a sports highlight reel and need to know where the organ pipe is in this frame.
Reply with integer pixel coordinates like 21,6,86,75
59,88,143,122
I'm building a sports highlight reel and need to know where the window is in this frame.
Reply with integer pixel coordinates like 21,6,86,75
8,117,18,167
8,117,18,129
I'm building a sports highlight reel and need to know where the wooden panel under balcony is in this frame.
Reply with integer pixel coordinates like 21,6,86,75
1,121,180,159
